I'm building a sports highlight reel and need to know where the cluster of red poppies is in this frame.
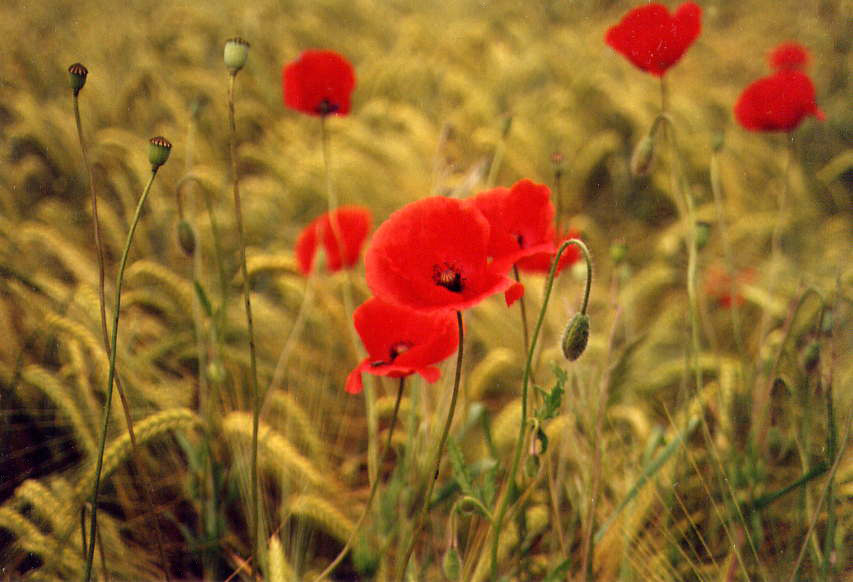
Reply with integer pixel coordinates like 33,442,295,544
604,2,825,133
282,2,826,395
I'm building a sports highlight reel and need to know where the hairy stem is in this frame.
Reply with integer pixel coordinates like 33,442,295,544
398,311,464,581
84,168,160,582
228,71,261,576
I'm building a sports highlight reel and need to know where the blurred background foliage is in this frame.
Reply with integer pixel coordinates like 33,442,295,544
0,0,850,580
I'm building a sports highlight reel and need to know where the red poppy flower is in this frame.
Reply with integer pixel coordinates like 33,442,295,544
471,179,556,267
704,266,755,308
770,42,810,71
605,3,702,76
516,229,583,275
282,50,356,116
295,206,371,275
734,70,825,132
365,197,523,313
345,297,459,394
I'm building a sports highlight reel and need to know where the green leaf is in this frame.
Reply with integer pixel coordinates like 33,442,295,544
543,557,572,582
193,279,213,317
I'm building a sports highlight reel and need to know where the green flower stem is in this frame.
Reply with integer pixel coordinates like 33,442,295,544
74,86,171,582
228,70,261,577
320,116,378,488
84,168,160,582
314,376,406,582
398,310,464,582
489,238,591,581
512,266,531,357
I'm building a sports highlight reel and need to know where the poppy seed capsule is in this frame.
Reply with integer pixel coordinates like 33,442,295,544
68,63,88,95
630,134,657,176
177,220,196,256
224,37,250,73
148,136,172,169
561,312,590,361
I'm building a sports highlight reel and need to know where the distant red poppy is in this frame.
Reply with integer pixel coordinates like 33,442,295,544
345,297,459,394
282,50,356,116
605,2,701,76
295,206,371,275
769,42,810,71
704,265,755,308
471,179,556,268
365,197,523,313
734,70,825,132
516,229,583,275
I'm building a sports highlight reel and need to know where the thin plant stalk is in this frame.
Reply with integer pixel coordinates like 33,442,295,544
73,87,170,582
658,78,762,580
489,238,592,581
313,377,406,582
512,265,531,357
227,70,261,576
320,116,379,486
83,168,161,582
397,311,465,582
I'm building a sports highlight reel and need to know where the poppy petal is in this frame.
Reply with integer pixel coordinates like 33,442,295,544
418,366,442,384
504,282,525,307
734,69,824,132
283,50,356,117
345,365,366,394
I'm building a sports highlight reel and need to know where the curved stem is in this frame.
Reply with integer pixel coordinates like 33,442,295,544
397,311,464,581
74,91,171,582
84,168,159,582
313,377,406,581
228,71,261,577
489,238,591,580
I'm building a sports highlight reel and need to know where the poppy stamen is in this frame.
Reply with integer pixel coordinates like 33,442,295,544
315,98,340,116
433,263,464,293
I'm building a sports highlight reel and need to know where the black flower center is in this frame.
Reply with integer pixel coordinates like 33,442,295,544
433,263,464,293
370,341,412,367
315,98,340,115
515,233,525,248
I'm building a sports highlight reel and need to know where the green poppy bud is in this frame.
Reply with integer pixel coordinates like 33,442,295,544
442,546,461,580
224,37,250,73
695,221,711,250
561,312,590,361
803,341,820,374
610,242,627,264
68,63,88,95
177,220,196,256
148,136,172,170
630,134,656,176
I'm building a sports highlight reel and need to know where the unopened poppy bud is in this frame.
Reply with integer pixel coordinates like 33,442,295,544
501,114,513,137
177,220,196,256
148,136,172,169
68,63,88,95
695,221,711,250
442,546,461,580
803,341,820,374
561,312,590,361
224,37,250,73
630,134,657,176
610,242,627,264
712,131,725,153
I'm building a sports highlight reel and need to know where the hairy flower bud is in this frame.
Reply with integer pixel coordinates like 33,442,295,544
561,312,590,361
630,134,657,176
148,136,172,170
177,220,196,256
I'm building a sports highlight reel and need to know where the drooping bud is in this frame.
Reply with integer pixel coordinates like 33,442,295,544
177,220,196,256
148,136,172,170
695,221,711,250
803,341,820,374
442,546,461,580
68,63,88,95
630,134,657,176
224,37,250,73
561,312,590,361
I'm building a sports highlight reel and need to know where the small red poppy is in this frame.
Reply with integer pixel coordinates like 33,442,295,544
282,50,356,116
345,297,459,394
471,179,556,268
516,229,583,275
295,206,371,275
365,196,522,313
704,265,755,308
605,2,702,77
734,70,825,132
769,42,810,71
